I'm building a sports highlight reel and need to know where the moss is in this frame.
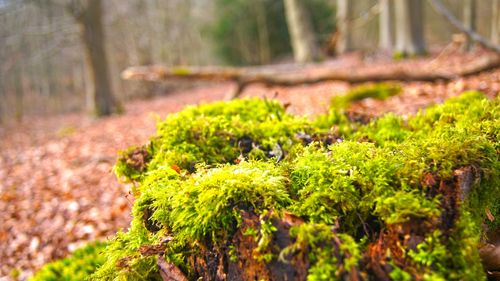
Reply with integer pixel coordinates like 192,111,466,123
281,223,360,281
171,67,191,76
30,241,107,281
330,82,401,109
88,93,498,280
135,98,310,177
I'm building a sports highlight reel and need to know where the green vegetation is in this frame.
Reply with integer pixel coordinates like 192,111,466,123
36,87,499,280
30,241,107,281
330,83,402,109
211,0,335,65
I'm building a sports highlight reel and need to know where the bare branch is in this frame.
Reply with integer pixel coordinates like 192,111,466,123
427,0,500,53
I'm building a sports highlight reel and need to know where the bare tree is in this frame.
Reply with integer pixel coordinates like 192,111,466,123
493,0,499,45
462,0,476,51
67,0,115,116
254,0,271,64
394,0,426,56
336,0,353,54
283,0,320,63
379,0,393,51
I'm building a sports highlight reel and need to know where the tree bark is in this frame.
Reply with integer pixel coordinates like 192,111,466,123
492,0,499,45
255,0,271,64
394,0,426,56
71,0,115,117
379,0,393,51
462,0,476,51
336,0,354,54
283,0,320,63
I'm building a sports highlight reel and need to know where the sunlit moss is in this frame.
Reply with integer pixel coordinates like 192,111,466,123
30,241,107,281
89,92,498,280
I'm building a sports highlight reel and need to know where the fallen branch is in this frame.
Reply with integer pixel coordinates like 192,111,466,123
122,55,500,99
428,0,500,53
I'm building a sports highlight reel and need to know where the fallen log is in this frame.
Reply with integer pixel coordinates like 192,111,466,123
121,55,500,99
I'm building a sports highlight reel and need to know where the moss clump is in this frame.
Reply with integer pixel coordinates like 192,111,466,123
30,241,107,281
330,82,402,109
91,93,498,280
115,98,310,183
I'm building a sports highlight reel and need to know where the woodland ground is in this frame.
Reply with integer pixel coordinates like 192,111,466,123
0,50,499,279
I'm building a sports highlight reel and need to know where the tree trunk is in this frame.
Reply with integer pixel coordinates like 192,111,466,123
283,0,320,63
394,0,426,56
14,65,24,122
379,0,393,51
74,0,115,117
462,0,476,51
336,0,354,54
255,0,271,64
493,0,499,45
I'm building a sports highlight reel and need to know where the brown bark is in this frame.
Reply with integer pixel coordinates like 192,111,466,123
157,256,189,281
70,0,115,116
122,55,500,99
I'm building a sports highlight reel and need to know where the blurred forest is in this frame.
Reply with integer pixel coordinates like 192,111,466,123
0,0,498,122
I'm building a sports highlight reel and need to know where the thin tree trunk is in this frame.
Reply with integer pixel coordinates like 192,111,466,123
336,0,354,54
379,0,393,51
74,0,115,116
394,0,426,56
255,0,271,64
283,0,320,63
492,0,499,45
14,65,24,122
462,0,476,51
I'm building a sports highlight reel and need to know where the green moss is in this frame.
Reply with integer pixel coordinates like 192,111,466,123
171,67,191,76
282,223,360,281
130,98,310,178
30,241,107,281
330,83,401,109
89,93,498,280
150,161,291,242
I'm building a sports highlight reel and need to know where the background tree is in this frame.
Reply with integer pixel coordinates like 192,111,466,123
379,0,393,51
283,0,320,63
67,0,115,116
0,0,498,123
394,0,426,56
462,0,476,51
492,0,499,44
336,0,353,54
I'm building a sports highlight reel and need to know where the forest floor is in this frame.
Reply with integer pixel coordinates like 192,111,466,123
0,50,499,280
